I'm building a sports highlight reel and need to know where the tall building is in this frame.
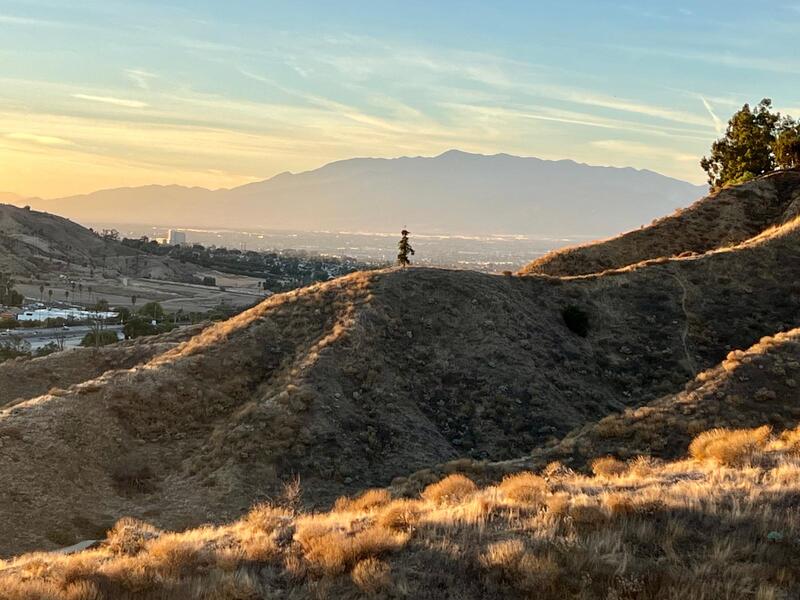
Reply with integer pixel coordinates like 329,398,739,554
167,229,187,245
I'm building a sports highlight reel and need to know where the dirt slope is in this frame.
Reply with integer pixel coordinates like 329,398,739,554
525,327,800,469
522,170,800,276
1,201,799,555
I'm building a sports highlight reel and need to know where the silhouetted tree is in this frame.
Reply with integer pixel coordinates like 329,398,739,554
397,229,415,267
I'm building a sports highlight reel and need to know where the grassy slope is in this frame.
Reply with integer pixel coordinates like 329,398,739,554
1,425,799,599
522,170,800,276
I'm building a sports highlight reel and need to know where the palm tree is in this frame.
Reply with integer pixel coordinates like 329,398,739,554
47,289,53,305
39,284,44,302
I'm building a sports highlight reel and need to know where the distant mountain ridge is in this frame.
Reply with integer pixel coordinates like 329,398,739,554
19,150,706,236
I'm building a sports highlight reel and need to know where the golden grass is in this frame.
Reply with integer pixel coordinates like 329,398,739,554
4,423,800,599
689,425,772,465
420,473,477,505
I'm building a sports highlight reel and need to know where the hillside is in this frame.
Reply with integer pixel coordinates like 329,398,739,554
0,203,199,281
2,423,799,599
0,325,205,410
20,151,705,236
522,169,800,276
1,175,799,556
516,327,800,472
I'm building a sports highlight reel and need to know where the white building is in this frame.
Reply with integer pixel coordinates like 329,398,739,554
167,229,187,245
17,307,118,322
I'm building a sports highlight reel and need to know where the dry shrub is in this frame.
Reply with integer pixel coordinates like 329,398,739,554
110,454,155,495
499,472,547,505
546,492,570,516
591,456,627,478
689,425,772,465
351,557,391,594
146,533,209,578
421,474,477,505
243,503,291,533
779,425,800,453
604,493,635,518
480,539,559,592
542,461,572,479
106,517,162,556
569,499,607,525
378,499,422,532
627,455,658,478
334,488,391,513
295,523,403,576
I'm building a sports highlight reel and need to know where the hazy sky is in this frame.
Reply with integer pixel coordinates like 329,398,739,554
1,1,799,197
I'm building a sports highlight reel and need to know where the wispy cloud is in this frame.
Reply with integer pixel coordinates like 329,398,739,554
0,13,63,27
125,69,157,90
5,132,74,146
72,94,149,108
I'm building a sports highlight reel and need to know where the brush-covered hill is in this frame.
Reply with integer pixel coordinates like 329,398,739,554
1,178,799,557
526,326,800,469
0,203,201,280
522,170,800,276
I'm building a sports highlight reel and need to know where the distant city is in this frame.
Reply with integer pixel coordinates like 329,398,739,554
93,224,588,272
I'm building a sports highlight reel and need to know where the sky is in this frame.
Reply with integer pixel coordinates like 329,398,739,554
1,1,799,198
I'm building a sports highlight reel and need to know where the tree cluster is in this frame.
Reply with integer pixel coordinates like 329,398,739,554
701,98,800,189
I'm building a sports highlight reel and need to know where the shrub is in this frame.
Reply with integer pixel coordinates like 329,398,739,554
351,557,391,594
80,330,119,347
378,499,422,532
481,539,559,592
296,523,402,576
244,503,291,533
334,488,392,513
106,517,162,555
499,472,547,504
590,456,627,478
689,425,771,465
561,305,589,337
111,454,155,495
421,474,477,505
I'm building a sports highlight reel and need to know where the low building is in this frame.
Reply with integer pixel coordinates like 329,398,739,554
16,307,118,322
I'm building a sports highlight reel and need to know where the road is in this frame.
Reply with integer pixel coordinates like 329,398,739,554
2,325,124,350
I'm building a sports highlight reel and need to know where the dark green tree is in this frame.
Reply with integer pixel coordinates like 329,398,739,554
397,229,415,266
700,98,782,189
775,124,800,169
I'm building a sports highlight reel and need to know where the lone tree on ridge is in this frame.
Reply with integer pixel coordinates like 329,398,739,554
397,229,415,267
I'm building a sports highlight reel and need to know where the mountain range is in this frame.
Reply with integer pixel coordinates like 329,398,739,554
10,151,706,236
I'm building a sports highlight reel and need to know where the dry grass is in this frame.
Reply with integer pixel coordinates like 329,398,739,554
420,474,477,505
590,456,628,478
4,423,800,598
498,471,547,504
689,425,772,465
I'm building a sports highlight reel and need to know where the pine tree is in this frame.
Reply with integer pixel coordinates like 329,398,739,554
397,229,415,266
